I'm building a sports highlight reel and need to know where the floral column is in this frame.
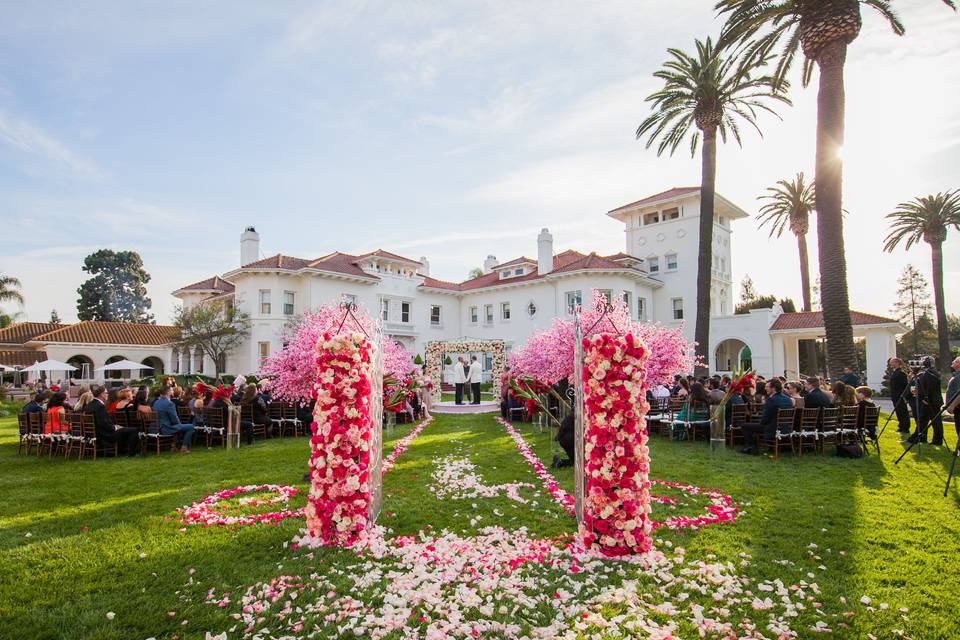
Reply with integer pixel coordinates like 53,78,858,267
305,331,378,547
579,332,653,556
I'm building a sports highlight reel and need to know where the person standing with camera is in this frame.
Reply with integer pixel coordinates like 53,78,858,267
888,357,912,434
946,357,960,436
909,356,944,446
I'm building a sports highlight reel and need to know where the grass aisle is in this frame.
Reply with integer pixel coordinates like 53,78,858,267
0,411,958,638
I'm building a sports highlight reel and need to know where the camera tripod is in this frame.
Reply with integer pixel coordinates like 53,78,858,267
877,385,914,439
894,387,960,498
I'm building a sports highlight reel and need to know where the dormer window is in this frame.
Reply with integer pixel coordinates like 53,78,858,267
663,207,680,221
513,268,523,276
643,212,660,225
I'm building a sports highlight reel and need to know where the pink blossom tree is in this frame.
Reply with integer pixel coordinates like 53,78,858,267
260,301,415,404
510,290,695,387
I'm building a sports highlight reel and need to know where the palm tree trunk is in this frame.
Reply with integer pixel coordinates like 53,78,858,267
814,41,856,380
797,233,818,375
930,241,951,375
694,127,717,377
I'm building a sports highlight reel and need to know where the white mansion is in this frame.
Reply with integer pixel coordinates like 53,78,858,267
0,187,903,390
170,187,902,389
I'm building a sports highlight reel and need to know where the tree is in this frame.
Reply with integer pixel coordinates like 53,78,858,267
889,265,932,355
884,190,960,374
740,275,758,305
173,300,251,378
637,37,789,376
716,0,958,379
736,295,796,315
467,267,484,280
77,250,154,323
49,309,61,324
0,274,24,328
897,314,939,360
757,172,819,370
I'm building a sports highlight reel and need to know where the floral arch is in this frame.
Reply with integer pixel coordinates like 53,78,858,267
424,339,506,402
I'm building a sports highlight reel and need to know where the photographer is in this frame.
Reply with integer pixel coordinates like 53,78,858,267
888,358,912,434
908,356,944,446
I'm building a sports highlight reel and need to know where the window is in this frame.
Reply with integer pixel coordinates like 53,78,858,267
672,298,684,320
643,212,660,225
484,304,494,325
663,207,680,221
719,215,725,225
258,341,270,363
400,301,411,323
565,290,582,314
513,268,523,276
283,291,295,316
469,306,478,324
342,293,357,307
380,298,390,322
648,257,659,273
527,301,537,317
638,297,648,322
501,302,511,321
621,291,632,316
598,290,613,306
665,253,678,271
430,305,442,326
259,289,271,315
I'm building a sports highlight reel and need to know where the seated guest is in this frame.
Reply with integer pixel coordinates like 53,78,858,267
23,392,45,414
652,383,671,399
45,391,68,433
154,385,194,453
855,386,877,439
74,390,94,412
706,379,725,405
133,386,152,416
803,377,832,410
675,378,690,398
408,390,421,419
107,388,121,412
670,375,682,396
171,386,186,408
784,382,804,408
830,381,857,408
85,385,140,456
740,379,793,454
114,389,134,411
238,384,265,443
677,382,710,421
231,376,247,403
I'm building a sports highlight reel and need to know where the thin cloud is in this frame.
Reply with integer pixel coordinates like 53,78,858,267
0,108,105,180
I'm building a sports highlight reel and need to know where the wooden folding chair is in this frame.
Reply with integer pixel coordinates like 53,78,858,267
281,404,303,436
727,403,748,447
200,408,227,448
819,407,840,454
860,405,881,455
17,414,32,455
78,414,117,460
241,404,268,441
142,413,177,454
762,408,795,458
837,405,859,445
796,408,820,456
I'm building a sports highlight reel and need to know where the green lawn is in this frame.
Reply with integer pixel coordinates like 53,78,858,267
1,411,959,639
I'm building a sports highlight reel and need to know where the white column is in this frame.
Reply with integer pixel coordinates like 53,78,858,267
864,329,890,391
771,335,786,378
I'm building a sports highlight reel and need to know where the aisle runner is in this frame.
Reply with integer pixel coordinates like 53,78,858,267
495,417,740,530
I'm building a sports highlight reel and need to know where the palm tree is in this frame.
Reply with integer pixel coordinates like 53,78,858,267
0,274,24,328
757,172,819,374
716,0,957,380
883,190,960,375
636,37,790,376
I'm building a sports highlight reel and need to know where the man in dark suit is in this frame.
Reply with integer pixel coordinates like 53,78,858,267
840,367,860,387
740,379,794,454
887,357,912,433
85,384,140,456
22,392,44,414
910,357,944,445
802,377,832,411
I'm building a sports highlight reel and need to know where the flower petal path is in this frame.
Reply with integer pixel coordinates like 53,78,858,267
495,417,741,531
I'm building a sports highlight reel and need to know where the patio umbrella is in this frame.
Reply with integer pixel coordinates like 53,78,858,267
0,364,14,371
22,359,78,373
95,359,154,372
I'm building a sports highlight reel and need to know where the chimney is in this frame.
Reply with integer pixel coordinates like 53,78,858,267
240,226,260,266
537,228,553,275
419,255,430,277
483,255,499,274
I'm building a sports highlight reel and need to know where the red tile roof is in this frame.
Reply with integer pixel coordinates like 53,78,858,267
419,276,462,291
0,350,48,367
175,275,235,293
769,310,901,331
0,322,63,345
609,186,700,213
242,253,313,270
356,249,422,265
492,256,536,270
552,252,632,273
307,252,379,279
29,321,180,345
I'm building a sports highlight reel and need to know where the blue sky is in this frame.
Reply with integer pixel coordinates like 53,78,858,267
1,0,958,324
